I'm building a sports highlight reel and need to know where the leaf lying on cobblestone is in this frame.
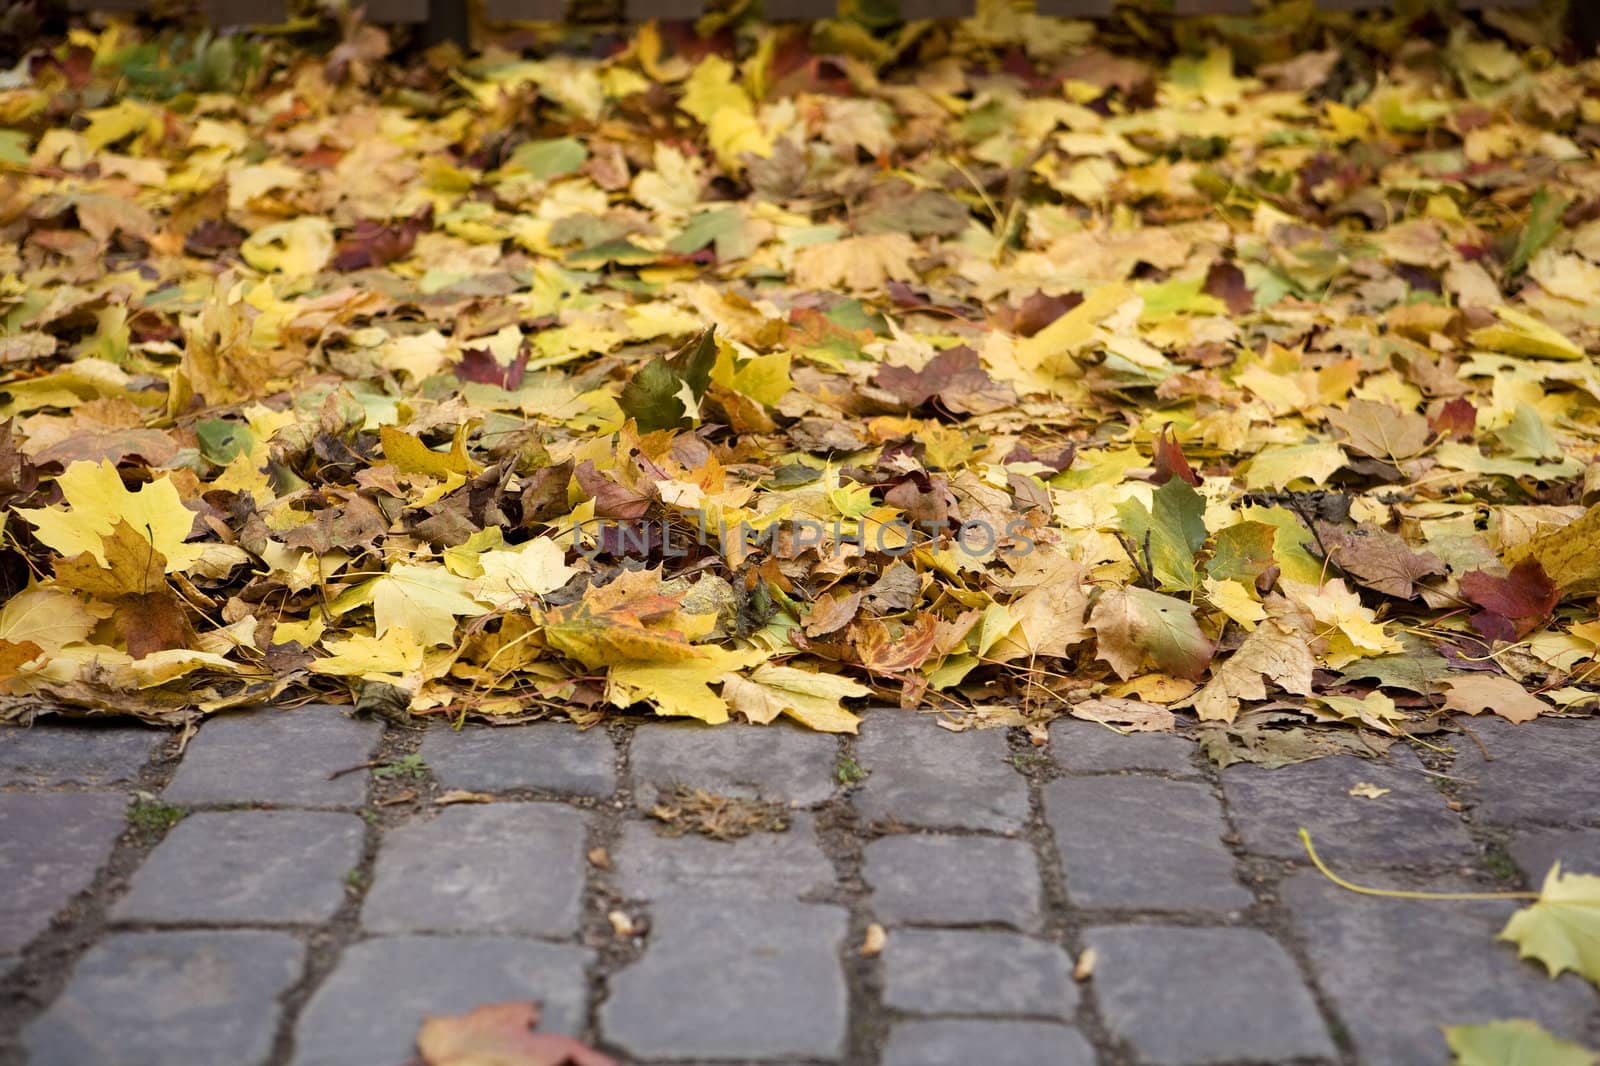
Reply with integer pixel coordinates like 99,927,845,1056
1499,865,1600,989
648,785,791,841
1444,1019,1597,1066
1,6,1599,745
416,1000,618,1066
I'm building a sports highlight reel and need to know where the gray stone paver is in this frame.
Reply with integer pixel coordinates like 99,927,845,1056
113,811,364,925
23,930,303,1066
630,720,837,808
600,898,849,1060
418,722,616,796
0,792,126,954
853,712,1029,831
290,935,592,1066
1452,717,1600,826
1223,747,1473,865
0,723,162,786
1506,827,1600,883
161,707,380,807
881,929,1078,1019
881,1020,1097,1066
614,813,834,900
9,710,1600,1066
1044,776,1251,912
1050,718,1199,775
1086,925,1337,1064
864,833,1041,928
1282,869,1599,1065
361,803,585,935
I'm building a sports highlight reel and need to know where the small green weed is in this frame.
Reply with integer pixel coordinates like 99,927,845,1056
128,798,184,834
373,754,429,780
835,755,869,786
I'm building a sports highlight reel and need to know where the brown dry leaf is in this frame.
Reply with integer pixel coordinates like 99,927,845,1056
416,1001,617,1066
1185,613,1316,723
1440,675,1551,725
648,786,790,841
1319,523,1446,600
435,789,494,806
1068,697,1176,733
793,234,917,294
1325,399,1433,462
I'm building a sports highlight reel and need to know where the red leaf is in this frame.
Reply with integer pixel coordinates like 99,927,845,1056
1151,425,1200,486
331,206,432,271
1459,560,1558,642
454,345,528,391
1429,397,1476,441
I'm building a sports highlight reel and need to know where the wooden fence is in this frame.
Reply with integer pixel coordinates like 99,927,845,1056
73,0,1543,26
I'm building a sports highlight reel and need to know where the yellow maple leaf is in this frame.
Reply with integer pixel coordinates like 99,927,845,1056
240,217,334,279
608,646,768,724
720,664,870,733
0,586,96,653
372,564,484,648
794,234,917,294
1287,579,1402,667
469,539,577,608
1500,864,1600,988
19,461,204,573
311,629,428,677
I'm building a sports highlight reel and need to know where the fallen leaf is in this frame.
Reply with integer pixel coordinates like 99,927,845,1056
1186,613,1315,723
1459,561,1559,643
416,1001,618,1066
1320,523,1447,600
1441,675,1551,725
1090,587,1213,682
720,664,868,734
1443,1019,1596,1066
435,789,494,806
1068,697,1175,733
1499,864,1600,988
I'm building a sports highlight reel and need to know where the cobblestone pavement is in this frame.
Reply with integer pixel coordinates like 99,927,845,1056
1,709,1598,1066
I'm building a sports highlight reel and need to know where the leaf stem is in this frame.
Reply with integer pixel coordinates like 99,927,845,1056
1299,828,1537,901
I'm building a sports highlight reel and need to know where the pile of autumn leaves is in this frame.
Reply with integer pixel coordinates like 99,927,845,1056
0,8,1598,756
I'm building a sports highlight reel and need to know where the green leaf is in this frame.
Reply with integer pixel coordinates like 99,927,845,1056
1506,188,1569,279
667,208,743,255
1444,1019,1596,1066
195,419,254,465
0,130,29,169
1499,864,1600,988
509,137,589,181
1117,478,1208,591
1207,521,1278,586
619,328,718,433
